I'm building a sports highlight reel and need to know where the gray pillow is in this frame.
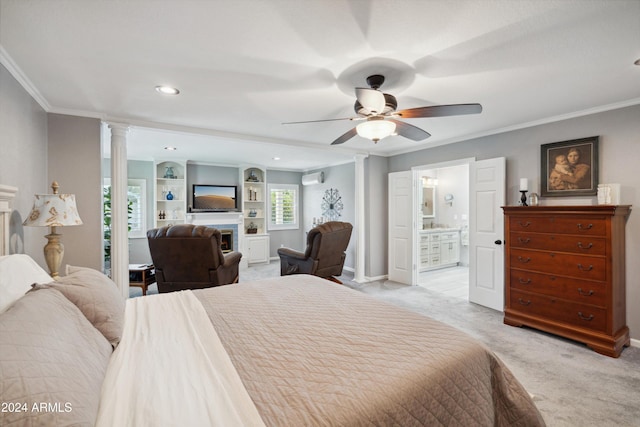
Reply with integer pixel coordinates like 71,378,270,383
34,265,125,348
0,287,112,426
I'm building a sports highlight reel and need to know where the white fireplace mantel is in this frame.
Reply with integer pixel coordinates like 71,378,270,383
186,212,243,226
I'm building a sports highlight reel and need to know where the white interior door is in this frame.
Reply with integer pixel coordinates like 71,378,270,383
469,157,506,311
388,171,415,285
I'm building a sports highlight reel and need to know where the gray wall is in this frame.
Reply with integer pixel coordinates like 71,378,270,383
386,104,640,339
303,162,356,270
48,114,102,272
0,62,48,265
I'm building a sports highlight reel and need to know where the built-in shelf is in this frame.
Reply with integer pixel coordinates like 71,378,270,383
241,166,269,265
155,161,187,227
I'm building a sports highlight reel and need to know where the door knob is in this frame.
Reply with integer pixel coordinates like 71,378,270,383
494,240,503,245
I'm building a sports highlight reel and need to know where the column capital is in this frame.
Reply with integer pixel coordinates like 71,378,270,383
354,153,369,162
107,122,130,137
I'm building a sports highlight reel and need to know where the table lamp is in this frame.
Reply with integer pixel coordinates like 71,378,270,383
23,181,83,278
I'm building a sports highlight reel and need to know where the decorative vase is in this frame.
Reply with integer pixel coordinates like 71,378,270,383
166,191,174,200
164,167,175,179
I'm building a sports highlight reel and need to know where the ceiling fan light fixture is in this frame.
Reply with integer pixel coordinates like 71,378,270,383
356,118,396,143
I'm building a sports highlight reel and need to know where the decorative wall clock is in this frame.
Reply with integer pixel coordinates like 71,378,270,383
321,188,343,221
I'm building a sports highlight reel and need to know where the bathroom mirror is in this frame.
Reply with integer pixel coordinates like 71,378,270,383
422,185,436,218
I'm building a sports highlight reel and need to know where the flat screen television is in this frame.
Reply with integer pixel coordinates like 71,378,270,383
192,184,238,211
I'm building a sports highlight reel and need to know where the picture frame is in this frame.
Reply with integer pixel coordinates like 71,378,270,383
540,136,599,197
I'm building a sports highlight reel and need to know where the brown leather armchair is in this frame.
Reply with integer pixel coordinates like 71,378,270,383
277,221,353,283
147,224,242,293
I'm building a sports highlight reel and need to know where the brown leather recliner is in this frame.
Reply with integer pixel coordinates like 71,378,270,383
147,224,242,293
277,221,353,283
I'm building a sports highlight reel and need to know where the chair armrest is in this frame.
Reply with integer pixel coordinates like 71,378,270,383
277,247,307,261
223,251,243,267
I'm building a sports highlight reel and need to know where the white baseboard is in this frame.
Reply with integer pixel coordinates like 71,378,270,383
630,338,639,348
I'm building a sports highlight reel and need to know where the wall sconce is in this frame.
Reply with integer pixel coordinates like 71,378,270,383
444,193,454,206
23,181,83,278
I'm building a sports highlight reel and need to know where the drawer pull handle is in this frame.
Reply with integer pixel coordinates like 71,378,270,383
517,256,531,263
577,242,593,250
517,237,531,244
518,298,531,306
577,223,593,231
518,221,531,227
578,312,594,321
577,264,593,271
518,278,531,284
577,288,594,296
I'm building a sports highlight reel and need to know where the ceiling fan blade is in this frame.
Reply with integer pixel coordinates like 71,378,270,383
396,103,483,119
389,119,431,141
355,88,385,114
282,117,358,125
331,128,358,145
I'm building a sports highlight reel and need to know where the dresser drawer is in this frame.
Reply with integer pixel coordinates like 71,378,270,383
509,232,606,255
510,248,606,281
509,269,607,307
510,289,607,333
508,215,607,236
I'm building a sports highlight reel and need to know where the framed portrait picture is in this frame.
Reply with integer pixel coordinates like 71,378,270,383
540,136,599,197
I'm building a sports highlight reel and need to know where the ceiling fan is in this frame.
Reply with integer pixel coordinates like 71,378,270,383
284,74,482,145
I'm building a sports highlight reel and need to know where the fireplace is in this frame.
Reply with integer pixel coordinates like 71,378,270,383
220,229,233,253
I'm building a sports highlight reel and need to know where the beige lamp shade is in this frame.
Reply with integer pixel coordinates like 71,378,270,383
23,193,83,227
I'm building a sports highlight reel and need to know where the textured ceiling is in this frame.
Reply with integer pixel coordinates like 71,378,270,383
1,0,639,170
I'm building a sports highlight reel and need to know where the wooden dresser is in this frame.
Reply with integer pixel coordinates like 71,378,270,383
503,205,631,357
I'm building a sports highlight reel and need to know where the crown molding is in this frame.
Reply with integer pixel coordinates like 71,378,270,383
0,44,51,112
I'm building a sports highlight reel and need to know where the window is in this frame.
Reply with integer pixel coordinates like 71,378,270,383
104,178,147,239
268,183,299,230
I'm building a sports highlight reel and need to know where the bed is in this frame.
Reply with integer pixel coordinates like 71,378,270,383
0,188,545,426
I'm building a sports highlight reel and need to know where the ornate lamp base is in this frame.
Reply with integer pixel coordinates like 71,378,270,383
44,227,64,279
519,190,529,207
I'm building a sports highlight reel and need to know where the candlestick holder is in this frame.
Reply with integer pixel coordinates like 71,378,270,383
520,190,528,206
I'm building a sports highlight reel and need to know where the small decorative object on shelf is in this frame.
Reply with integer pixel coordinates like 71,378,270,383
519,191,528,206
247,222,258,234
246,169,259,182
164,167,175,179
248,209,257,217
519,178,528,206
529,192,539,206
166,190,174,200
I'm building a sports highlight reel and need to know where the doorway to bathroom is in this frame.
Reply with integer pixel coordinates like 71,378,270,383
414,160,470,301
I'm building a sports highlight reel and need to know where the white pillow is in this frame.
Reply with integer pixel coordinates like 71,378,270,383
0,254,53,313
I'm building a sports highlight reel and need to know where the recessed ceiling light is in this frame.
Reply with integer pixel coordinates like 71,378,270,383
164,146,177,151
155,85,180,95
273,157,280,160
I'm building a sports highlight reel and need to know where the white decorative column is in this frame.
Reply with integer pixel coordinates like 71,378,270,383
108,123,130,298
354,153,368,283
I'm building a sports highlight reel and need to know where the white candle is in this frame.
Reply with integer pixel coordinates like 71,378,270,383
520,178,528,191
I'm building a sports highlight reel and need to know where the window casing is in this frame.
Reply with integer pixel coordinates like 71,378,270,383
104,178,147,238
268,183,299,230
